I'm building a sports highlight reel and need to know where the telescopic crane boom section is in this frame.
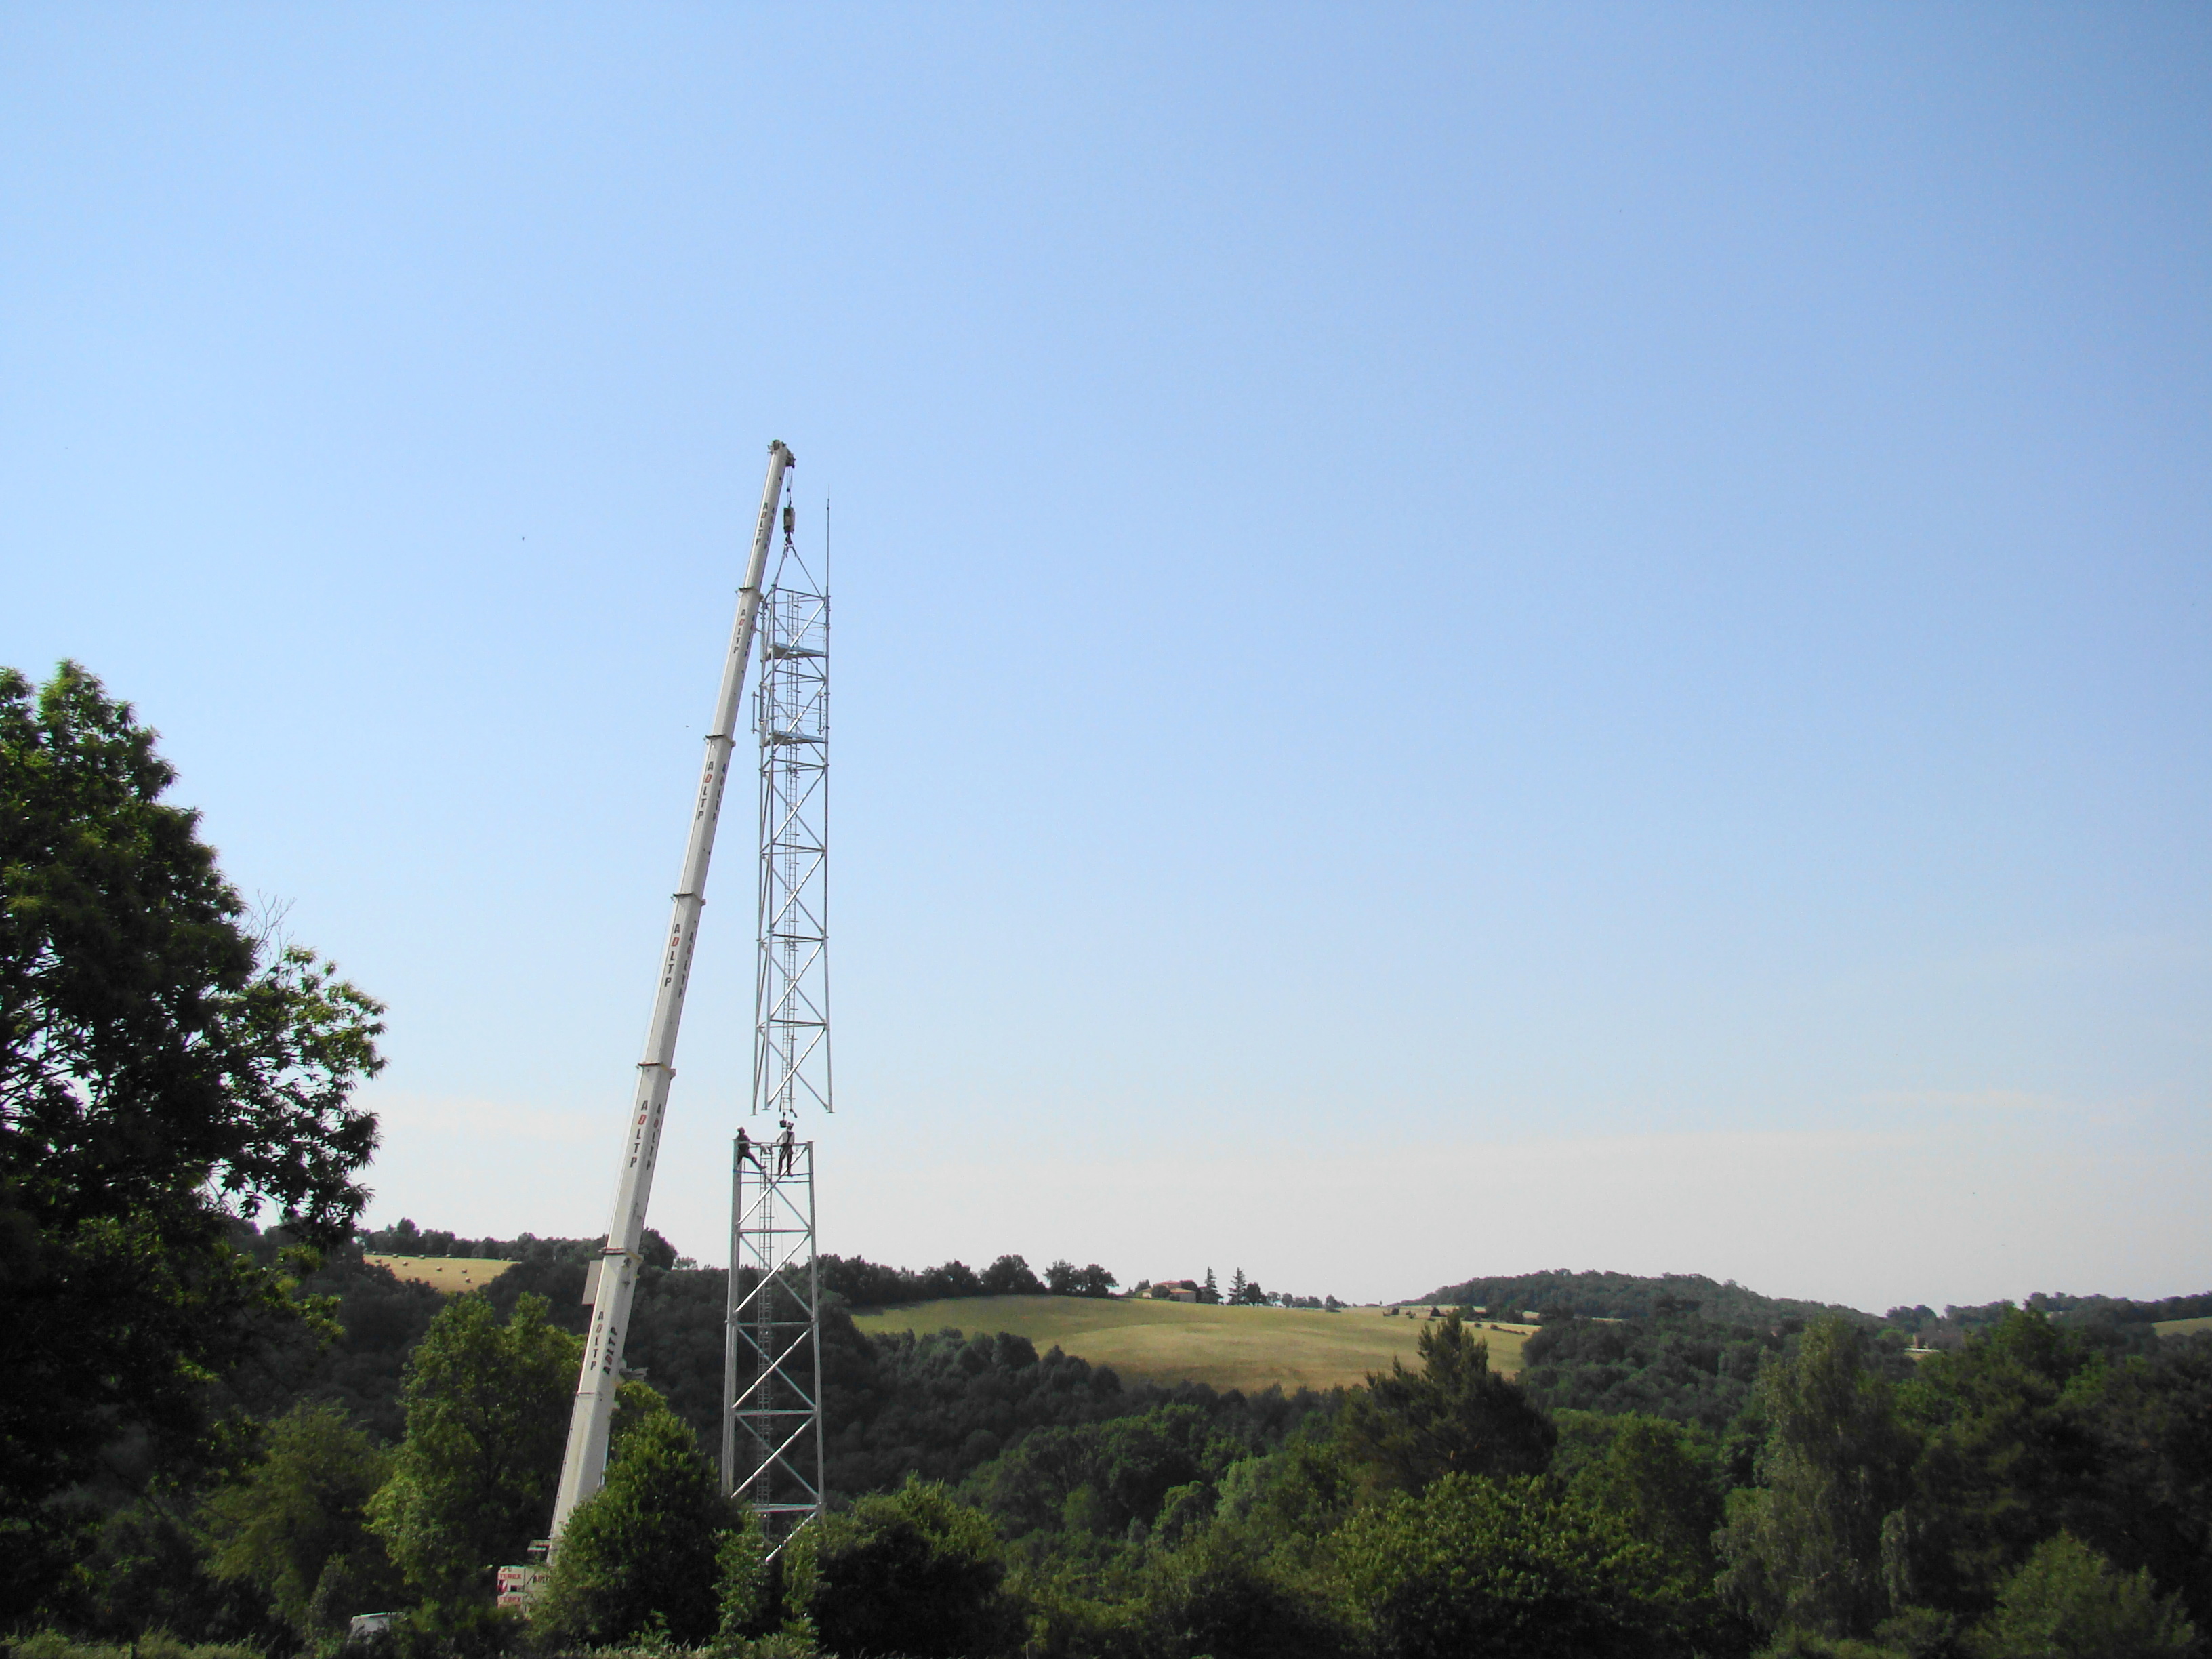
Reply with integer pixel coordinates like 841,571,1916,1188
549,441,796,1540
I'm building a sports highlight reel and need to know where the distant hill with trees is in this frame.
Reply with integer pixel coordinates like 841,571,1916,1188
1416,1269,1878,1326
1420,1268,2212,1351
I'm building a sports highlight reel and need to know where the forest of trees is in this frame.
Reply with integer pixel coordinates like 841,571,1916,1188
15,1221,2211,1659
27,1269,2210,1659
6,661,2209,1659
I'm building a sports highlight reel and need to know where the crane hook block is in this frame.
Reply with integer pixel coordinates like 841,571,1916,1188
782,504,795,536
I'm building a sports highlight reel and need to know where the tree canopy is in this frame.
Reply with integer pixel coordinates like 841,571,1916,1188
0,663,384,1612
787,1477,1019,1659
533,1397,737,1647
367,1292,579,1601
1335,1309,1557,1495
1338,1473,1699,1659
1716,1317,1919,1640
201,1401,399,1640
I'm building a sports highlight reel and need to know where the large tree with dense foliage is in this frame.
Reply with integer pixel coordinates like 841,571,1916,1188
964,1404,1241,1541
786,1477,1021,1659
1897,1307,2112,1616
2087,1332,2212,1630
1136,1521,1355,1659
0,663,384,1614
1335,1309,1556,1496
200,1400,401,1640
367,1292,580,1602
1520,1311,1784,1430
1557,1411,1729,1584
1969,1532,2198,1659
1716,1316,1920,1643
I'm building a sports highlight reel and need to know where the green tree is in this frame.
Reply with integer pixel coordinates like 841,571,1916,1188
1898,1308,2111,1615
1969,1532,2198,1658
962,1404,1235,1541
533,1400,736,1646
1213,1434,1362,1556
1336,1309,1556,1495
201,1400,402,1638
367,1292,580,1602
1338,1473,1704,1659
1075,1262,1118,1298
1139,1522,1355,1659
0,663,384,1615
785,1477,1019,1658
714,1511,777,1645
1561,1412,1727,1580
1717,1317,1920,1643
979,1253,1044,1295
1042,1259,1120,1299
2087,1334,2212,1631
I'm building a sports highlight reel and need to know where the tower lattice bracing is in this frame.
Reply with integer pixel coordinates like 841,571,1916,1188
753,545,832,1132
722,517,830,1548
724,1137,821,1540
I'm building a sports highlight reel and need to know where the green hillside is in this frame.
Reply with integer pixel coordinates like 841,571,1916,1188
848,1295,1534,1393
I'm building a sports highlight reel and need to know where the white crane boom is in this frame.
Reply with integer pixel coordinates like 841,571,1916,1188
549,440,796,1538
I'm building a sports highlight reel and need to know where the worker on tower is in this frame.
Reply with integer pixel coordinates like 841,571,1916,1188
736,1126,760,1170
776,1118,796,1176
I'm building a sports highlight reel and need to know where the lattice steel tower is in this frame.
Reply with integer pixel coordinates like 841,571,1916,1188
722,503,831,1548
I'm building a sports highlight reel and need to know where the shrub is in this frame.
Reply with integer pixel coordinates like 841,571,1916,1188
715,1510,779,1644
2,1634,263,1659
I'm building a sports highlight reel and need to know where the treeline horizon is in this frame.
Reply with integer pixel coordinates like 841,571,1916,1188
360,1221,2212,1331
359,1221,1333,1309
357,1221,1125,1305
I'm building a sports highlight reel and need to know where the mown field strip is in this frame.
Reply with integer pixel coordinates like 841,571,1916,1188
848,1296,1534,1393
364,1254,519,1293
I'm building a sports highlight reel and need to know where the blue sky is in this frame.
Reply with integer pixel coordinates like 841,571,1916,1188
3,5,2206,1309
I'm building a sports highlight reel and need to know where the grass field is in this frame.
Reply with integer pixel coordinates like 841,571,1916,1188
848,1296,1533,1394
2156,1316,2212,1338
365,1254,518,1294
